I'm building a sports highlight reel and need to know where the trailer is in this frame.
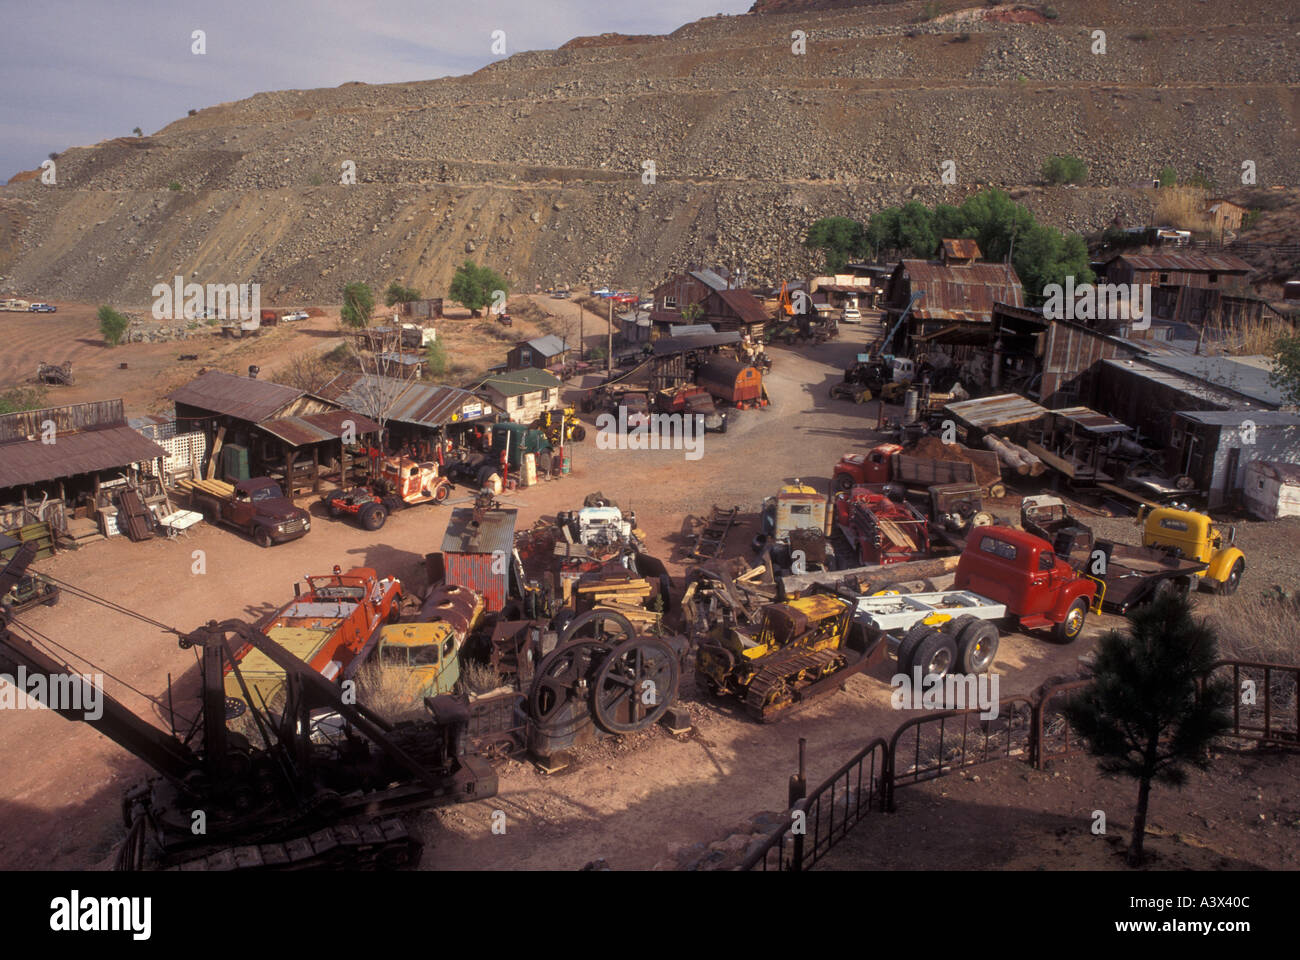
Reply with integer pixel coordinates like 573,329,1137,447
833,486,930,566
696,356,763,408
842,588,1007,677
1079,541,1208,615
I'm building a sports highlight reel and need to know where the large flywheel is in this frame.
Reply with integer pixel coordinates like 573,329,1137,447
591,637,680,734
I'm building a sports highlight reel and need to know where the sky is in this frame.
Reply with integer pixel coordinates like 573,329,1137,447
0,0,753,180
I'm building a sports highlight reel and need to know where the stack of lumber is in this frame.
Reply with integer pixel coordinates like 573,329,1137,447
576,575,659,624
178,478,235,499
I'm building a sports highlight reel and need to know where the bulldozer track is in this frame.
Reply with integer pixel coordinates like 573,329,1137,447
169,818,421,871
744,648,849,722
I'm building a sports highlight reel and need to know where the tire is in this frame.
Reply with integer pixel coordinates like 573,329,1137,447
1217,558,1244,596
359,503,387,531
956,620,999,675
896,622,936,675
328,500,342,518
987,483,1007,499
253,526,273,548
834,472,854,492
1052,598,1088,644
570,425,586,442
434,483,450,504
387,600,402,624
911,630,958,679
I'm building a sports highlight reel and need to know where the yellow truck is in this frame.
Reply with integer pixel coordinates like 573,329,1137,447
1137,505,1245,595
374,584,485,703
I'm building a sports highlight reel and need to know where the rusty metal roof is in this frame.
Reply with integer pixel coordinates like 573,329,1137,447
651,331,742,356
893,260,1024,319
442,507,517,556
944,393,1048,430
712,288,770,327
942,238,982,261
258,410,381,447
1105,252,1254,273
317,373,492,427
0,424,167,490
169,370,305,422
1051,406,1132,434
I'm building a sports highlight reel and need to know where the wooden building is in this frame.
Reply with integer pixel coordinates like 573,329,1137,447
480,368,563,424
507,335,570,372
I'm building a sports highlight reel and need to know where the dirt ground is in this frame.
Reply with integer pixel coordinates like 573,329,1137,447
0,329,1296,871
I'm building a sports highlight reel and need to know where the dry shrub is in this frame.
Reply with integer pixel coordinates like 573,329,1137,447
462,658,503,694
1202,314,1291,357
277,349,348,393
1153,186,1211,232
353,661,427,724
1205,592,1297,664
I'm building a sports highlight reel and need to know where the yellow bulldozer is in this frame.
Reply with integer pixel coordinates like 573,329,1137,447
532,406,586,445
695,593,874,721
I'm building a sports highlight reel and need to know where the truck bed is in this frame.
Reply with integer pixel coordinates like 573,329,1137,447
1067,543,1207,614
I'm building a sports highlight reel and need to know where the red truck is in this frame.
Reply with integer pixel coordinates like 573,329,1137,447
833,486,930,566
223,564,403,709
953,526,1096,643
834,443,1006,498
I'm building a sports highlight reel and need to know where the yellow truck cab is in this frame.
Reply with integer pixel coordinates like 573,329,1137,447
1137,505,1245,595
377,620,463,701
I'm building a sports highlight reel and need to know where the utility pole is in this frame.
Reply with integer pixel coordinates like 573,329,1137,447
607,297,613,376
578,300,584,367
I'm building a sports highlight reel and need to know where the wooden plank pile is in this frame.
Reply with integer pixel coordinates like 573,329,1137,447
576,574,660,626
179,477,235,499
682,558,778,630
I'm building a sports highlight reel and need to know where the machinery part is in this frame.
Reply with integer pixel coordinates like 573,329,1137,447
591,637,680,733
1217,558,1244,596
895,620,935,676
987,483,1007,499
558,607,637,648
956,620,999,675
910,629,957,679
743,648,852,722
165,819,422,872
359,502,387,531
1053,598,1089,644
834,473,854,492
971,511,995,528
528,639,613,736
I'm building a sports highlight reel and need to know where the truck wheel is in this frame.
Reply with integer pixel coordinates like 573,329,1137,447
328,499,342,518
1218,558,1244,596
834,473,854,492
570,425,586,441
359,503,387,531
956,621,999,674
896,622,936,676
434,483,450,503
254,526,273,548
1052,598,1088,644
912,630,958,679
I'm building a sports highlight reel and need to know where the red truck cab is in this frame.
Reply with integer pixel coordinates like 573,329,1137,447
954,526,1095,643
834,443,902,491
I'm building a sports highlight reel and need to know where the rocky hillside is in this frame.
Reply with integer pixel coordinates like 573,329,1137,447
1,0,1297,305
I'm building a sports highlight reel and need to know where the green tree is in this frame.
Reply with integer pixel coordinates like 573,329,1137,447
958,188,1035,263
384,280,422,307
449,260,508,317
932,203,968,242
341,282,374,329
681,302,704,323
424,337,448,379
1268,335,1300,406
1014,224,1093,302
1062,591,1232,866
132,127,143,138
1157,166,1178,188
865,207,901,257
1041,154,1089,185
97,305,130,346
804,216,865,272
896,200,938,258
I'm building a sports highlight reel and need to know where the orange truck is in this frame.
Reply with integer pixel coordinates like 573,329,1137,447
223,565,403,710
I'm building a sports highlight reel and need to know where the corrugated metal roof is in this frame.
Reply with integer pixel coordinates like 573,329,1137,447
945,393,1048,429
668,324,717,337
942,238,982,261
1176,410,1300,427
894,260,1024,319
1100,358,1242,406
689,269,728,292
1142,355,1282,407
258,410,382,447
317,373,492,427
482,368,563,398
1107,252,1254,273
169,370,304,422
651,331,742,356
441,507,517,555
523,335,569,356
1051,406,1132,434
712,289,770,326
0,425,167,489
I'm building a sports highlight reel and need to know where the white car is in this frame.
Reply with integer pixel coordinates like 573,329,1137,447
282,311,310,322
842,306,862,322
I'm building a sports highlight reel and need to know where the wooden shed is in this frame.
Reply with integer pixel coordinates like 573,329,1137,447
696,357,763,407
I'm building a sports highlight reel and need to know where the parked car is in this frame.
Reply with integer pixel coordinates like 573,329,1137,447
591,287,613,297
282,311,310,322
28,303,56,313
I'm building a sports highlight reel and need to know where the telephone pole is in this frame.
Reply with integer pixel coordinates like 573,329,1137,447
607,297,613,376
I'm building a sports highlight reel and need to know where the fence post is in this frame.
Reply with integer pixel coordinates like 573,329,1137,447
788,737,807,808
790,801,805,873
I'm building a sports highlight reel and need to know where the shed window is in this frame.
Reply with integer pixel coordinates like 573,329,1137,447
1159,273,1169,284
664,296,678,309
520,349,532,365
1208,273,1218,284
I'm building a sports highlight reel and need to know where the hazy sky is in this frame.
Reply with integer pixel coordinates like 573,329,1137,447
0,0,753,180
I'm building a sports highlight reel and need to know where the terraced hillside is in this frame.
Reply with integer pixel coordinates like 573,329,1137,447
1,0,1297,305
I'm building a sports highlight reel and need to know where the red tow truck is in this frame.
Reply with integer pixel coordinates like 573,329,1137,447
223,564,403,709
833,485,930,566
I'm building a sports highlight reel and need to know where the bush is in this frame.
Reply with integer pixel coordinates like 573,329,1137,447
1043,5,1059,18
1128,29,1154,41
1157,166,1178,188
385,280,422,306
97,305,130,346
916,1,941,21
449,260,508,317
168,181,181,191
187,108,197,117
341,281,375,329
424,338,448,379
0,385,48,415
1042,154,1088,185
1153,186,1210,232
